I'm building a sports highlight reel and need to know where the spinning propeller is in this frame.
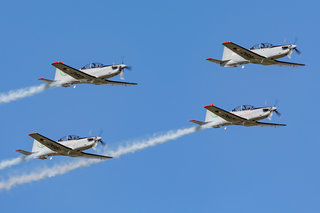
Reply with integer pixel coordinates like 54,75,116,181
285,38,302,58
118,58,132,80
265,101,282,120
89,130,106,150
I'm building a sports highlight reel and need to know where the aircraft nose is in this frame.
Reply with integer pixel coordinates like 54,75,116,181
291,44,297,49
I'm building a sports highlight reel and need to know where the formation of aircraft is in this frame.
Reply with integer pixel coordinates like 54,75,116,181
190,104,286,129
39,62,137,88
16,133,111,160
207,41,305,68
13,40,300,160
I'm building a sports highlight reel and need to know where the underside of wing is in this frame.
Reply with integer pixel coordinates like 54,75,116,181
77,152,113,159
271,60,305,67
204,104,247,123
250,121,287,127
52,62,96,80
28,132,72,153
222,41,266,62
98,79,137,86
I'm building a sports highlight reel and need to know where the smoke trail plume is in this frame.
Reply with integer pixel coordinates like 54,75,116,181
0,157,30,170
0,84,50,104
0,80,68,104
0,125,207,191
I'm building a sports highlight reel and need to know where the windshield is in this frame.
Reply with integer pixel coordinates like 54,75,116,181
232,105,254,112
81,62,104,70
58,135,80,141
250,43,273,50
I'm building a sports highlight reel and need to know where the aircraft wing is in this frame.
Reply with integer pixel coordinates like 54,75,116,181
251,121,287,127
51,62,96,80
270,60,305,67
29,132,72,153
204,104,247,123
103,79,137,86
222,41,266,62
77,152,112,159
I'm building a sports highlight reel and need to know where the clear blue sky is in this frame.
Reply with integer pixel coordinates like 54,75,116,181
0,0,319,212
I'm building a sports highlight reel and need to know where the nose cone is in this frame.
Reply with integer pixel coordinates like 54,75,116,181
119,64,127,69
271,106,277,112
290,44,297,49
96,136,102,141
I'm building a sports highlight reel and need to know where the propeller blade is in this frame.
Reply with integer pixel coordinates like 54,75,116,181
294,48,302,55
100,140,106,146
274,110,282,118
120,70,125,80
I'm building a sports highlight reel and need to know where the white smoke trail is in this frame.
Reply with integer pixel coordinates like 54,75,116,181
0,84,50,103
0,125,208,191
0,157,29,170
0,80,68,104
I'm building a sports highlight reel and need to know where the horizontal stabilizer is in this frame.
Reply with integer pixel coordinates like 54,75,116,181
38,78,54,84
206,58,229,66
189,120,208,125
16,149,32,156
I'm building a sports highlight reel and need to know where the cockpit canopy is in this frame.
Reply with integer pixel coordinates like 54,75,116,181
232,105,255,112
81,62,105,70
250,43,273,50
58,135,80,142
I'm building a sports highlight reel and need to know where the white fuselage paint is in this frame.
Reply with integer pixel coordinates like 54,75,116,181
225,45,294,67
206,107,275,128
31,137,100,159
59,64,125,85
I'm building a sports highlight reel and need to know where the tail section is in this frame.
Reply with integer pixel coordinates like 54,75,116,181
206,58,230,66
16,149,32,156
222,45,235,61
32,139,45,153
189,120,207,125
38,78,54,84
53,62,68,81
205,107,217,122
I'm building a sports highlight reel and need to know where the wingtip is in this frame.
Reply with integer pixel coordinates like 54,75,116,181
38,78,44,80
16,149,21,152
189,120,195,122
29,132,37,136
206,58,213,60
222,41,231,45
51,61,63,65
204,104,214,108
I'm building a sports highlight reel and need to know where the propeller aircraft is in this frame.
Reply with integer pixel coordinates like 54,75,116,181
207,41,305,68
190,104,286,129
16,133,112,160
39,62,137,88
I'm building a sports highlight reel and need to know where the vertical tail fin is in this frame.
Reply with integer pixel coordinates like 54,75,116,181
32,139,45,153
52,62,67,81
222,46,235,61
205,109,217,122
54,68,67,81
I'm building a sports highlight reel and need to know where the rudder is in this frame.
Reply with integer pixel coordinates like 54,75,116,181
32,139,45,152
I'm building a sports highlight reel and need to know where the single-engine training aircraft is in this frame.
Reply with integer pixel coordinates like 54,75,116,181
206,41,305,67
190,104,286,129
39,62,137,87
16,133,112,160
